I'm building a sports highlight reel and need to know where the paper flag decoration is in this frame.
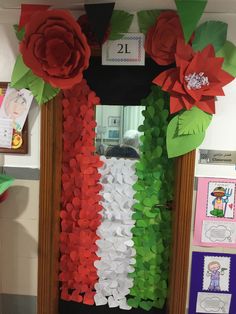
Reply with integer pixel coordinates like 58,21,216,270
0,174,14,195
84,2,115,43
175,0,207,43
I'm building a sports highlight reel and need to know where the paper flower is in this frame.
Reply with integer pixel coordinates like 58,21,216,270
153,39,234,114
145,11,184,66
20,10,91,89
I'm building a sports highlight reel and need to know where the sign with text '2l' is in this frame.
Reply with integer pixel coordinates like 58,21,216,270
102,33,145,66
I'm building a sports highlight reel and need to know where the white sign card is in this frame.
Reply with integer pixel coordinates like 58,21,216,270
196,292,231,313
102,33,145,66
202,220,236,244
0,118,14,148
0,87,33,132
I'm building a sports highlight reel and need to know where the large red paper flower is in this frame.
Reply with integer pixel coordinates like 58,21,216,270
153,39,234,114
20,10,91,89
145,11,184,65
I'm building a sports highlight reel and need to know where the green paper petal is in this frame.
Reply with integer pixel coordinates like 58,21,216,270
0,174,14,195
109,10,134,40
28,74,60,105
216,40,236,77
13,24,25,41
175,0,207,43
137,10,161,34
11,55,31,90
178,106,212,135
192,21,228,52
167,115,206,158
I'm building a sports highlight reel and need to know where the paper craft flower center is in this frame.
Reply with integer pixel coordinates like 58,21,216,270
185,72,209,90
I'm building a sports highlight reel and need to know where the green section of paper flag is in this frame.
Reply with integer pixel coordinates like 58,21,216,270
128,86,174,310
175,0,207,43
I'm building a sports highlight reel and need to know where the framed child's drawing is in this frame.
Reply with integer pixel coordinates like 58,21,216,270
0,83,31,154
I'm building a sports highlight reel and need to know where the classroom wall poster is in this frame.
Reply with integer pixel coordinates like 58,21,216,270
189,252,236,314
194,177,236,247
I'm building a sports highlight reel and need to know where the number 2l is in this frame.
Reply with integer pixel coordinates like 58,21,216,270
117,43,131,54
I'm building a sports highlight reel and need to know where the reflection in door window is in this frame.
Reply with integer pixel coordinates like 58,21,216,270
95,105,145,158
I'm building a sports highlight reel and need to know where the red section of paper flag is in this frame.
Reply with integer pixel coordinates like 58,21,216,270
59,79,102,305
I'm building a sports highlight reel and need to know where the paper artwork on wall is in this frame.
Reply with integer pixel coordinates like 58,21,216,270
188,252,236,314
0,118,14,148
193,177,236,247
0,86,33,132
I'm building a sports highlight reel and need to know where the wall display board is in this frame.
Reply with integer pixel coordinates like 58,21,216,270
189,252,236,314
194,177,236,248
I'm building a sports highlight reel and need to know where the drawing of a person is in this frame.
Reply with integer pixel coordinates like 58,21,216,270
207,261,226,291
210,186,232,218
4,90,27,131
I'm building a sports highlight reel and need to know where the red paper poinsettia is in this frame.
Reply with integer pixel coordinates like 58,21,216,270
145,11,184,65
153,39,234,114
20,10,90,89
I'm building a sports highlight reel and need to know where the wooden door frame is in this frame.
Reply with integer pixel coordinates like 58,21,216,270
37,89,195,314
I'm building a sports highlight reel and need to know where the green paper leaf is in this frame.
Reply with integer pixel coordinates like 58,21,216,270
28,74,60,105
13,24,25,41
167,115,206,158
109,10,134,40
137,10,161,34
127,297,140,308
178,106,212,135
175,0,207,43
140,301,154,311
0,174,14,195
11,55,31,90
192,21,228,52
216,40,236,76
